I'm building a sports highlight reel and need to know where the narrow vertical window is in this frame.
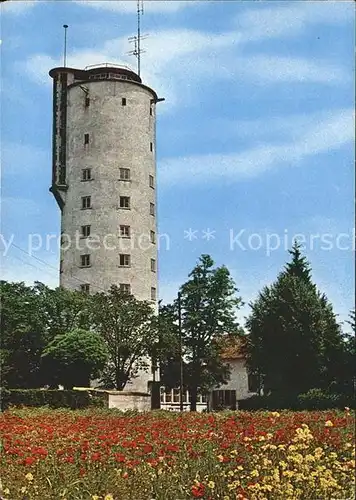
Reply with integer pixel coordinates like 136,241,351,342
151,287,156,301
150,203,155,216
150,142,153,152
119,168,130,181
151,259,156,272
85,97,90,107
150,231,156,244
82,168,92,181
122,97,127,106
119,196,130,209
119,254,131,267
81,225,91,238
120,283,131,294
119,225,131,238
149,175,154,188
81,196,91,209
84,133,89,145
80,254,91,267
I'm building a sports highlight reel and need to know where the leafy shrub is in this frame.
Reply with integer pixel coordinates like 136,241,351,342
0,388,106,410
239,389,355,411
297,388,355,410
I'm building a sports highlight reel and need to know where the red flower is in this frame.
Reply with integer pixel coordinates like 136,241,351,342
191,482,205,498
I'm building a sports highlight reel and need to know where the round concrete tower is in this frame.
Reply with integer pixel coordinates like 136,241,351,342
49,64,164,392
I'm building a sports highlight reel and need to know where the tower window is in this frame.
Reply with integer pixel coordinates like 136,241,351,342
120,283,131,294
60,260,63,274
119,168,130,181
150,142,153,152
119,196,130,209
81,225,91,238
150,203,155,216
150,107,153,116
122,98,127,106
81,196,91,209
151,259,156,272
120,225,131,238
150,230,156,244
84,133,89,145
85,97,90,107
119,254,131,267
149,175,154,188
80,254,91,267
151,287,156,301
82,168,92,181
80,284,90,293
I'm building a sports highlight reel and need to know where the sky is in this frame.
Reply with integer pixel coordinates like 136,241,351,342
0,0,354,327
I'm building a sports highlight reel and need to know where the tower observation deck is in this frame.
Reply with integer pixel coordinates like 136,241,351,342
49,63,164,392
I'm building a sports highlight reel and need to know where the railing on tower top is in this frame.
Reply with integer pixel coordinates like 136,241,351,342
84,63,134,72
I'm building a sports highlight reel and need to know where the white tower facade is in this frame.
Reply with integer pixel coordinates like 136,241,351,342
50,64,163,392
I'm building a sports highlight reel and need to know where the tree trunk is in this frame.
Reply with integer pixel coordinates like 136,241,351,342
190,385,198,412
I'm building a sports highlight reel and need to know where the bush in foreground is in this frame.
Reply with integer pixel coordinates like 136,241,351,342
0,408,354,499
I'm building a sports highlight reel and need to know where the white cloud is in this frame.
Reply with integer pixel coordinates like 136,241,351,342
73,0,197,14
158,108,354,185
0,0,37,15
237,2,352,43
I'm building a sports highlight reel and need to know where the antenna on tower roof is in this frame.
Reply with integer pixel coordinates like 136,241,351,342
63,24,68,67
127,0,148,77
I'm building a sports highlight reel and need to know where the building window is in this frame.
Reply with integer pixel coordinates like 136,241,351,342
85,97,90,107
150,142,153,152
80,284,90,293
119,254,131,267
212,390,237,411
165,389,172,403
150,231,156,244
160,387,165,403
119,196,130,209
80,254,91,267
120,283,131,294
82,168,92,181
151,287,156,301
81,196,91,209
84,133,89,145
173,388,180,403
81,225,91,238
149,175,154,188
119,225,130,238
122,97,127,106
150,203,155,216
119,168,130,181
60,260,63,274
150,107,153,116
151,258,156,272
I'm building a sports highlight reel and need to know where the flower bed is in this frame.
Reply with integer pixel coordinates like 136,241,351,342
0,408,354,499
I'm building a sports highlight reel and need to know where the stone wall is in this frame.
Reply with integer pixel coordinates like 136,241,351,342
107,391,151,411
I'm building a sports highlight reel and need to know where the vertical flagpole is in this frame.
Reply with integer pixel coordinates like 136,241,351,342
63,25,68,67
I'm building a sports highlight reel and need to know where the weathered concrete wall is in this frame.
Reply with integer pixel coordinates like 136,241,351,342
57,75,159,393
107,392,151,411
220,358,251,400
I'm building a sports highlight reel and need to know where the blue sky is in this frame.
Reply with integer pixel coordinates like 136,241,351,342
1,0,354,327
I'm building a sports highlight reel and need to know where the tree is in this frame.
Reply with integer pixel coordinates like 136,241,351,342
41,329,108,389
246,243,345,396
33,282,91,339
0,281,93,388
169,255,243,411
0,281,47,388
90,286,157,390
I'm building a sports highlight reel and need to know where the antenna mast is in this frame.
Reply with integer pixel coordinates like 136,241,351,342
63,24,68,67
128,1,148,77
